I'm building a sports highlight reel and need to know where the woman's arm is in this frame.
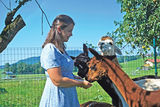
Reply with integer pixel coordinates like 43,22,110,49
73,75,83,80
47,67,92,89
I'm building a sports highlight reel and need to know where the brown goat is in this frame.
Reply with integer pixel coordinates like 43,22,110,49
72,44,115,107
86,48,160,107
72,44,123,106
72,44,121,106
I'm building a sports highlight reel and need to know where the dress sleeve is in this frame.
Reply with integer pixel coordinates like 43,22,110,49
40,44,60,70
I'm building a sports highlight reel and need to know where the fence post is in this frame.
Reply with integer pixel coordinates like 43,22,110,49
153,37,158,77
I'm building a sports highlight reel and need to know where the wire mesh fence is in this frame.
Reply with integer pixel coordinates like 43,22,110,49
0,47,160,106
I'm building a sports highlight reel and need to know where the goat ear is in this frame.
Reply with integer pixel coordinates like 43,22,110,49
89,48,101,60
114,45,122,55
83,44,88,56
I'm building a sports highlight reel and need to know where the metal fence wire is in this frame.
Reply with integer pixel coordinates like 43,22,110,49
0,47,159,106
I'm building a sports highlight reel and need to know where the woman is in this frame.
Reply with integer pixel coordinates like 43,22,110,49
39,14,92,107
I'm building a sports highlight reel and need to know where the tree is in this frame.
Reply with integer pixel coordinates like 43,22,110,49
4,63,10,71
113,0,160,55
9,64,17,74
0,0,31,53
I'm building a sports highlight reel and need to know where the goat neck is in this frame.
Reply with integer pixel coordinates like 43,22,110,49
103,57,160,107
103,55,120,67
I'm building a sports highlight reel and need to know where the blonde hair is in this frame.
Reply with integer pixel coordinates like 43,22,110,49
42,15,75,53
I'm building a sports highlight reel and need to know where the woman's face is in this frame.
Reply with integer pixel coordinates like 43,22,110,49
61,23,74,42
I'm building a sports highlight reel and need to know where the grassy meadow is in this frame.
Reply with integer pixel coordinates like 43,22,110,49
0,76,45,107
0,74,111,107
0,57,160,107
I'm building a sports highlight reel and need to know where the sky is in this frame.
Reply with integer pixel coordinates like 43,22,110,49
1,0,160,68
0,0,123,49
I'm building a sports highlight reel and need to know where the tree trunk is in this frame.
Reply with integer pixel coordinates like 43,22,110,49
0,15,26,53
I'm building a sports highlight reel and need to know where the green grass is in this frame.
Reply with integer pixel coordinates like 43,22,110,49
77,82,112,104
120,58,160,78
0,77,111,107
0,79,46,107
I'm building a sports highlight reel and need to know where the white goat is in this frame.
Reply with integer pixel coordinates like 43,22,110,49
98,35,160,91
98,36,122,56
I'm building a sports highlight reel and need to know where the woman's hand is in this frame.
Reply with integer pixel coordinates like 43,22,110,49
74,75,92,89
81,80,92,89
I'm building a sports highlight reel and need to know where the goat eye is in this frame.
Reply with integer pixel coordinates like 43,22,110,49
109,42,113,45
100,43,104,45
90,65,97,71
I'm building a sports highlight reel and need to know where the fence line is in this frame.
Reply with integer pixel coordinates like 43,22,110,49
0,47,159,106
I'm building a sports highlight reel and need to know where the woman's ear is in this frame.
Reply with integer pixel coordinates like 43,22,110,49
57,26,61,33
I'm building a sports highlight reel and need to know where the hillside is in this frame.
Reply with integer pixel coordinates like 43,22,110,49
0,50,83,68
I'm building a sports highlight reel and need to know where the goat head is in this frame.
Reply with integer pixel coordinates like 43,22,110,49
71,44,90,78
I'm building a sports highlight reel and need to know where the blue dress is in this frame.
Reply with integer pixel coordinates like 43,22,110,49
39,43,80,107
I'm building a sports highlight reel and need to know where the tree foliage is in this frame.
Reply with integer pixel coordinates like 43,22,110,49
4,63,10,71
4,62,45,74
114,0,160,55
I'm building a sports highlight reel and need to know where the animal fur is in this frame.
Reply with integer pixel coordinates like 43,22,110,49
86,48,160,107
